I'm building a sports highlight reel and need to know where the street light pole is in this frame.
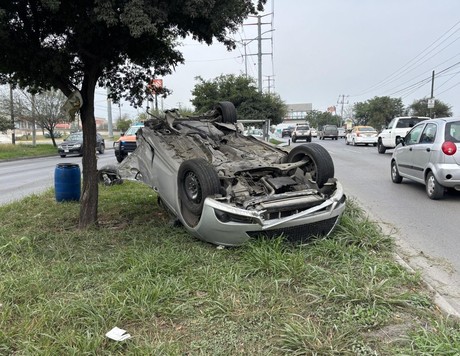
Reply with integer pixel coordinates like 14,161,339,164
9,84,15,145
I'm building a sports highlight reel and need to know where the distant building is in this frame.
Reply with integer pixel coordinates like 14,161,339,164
285,103,313,122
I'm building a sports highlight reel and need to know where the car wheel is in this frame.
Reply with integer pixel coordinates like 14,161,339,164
98,144,105,154
97,165,122,186
425,171,444,200
391,160,403,183
307,136,312,142
292,136,297,143
373,143,377,147
60,154,66,158
116,154,125,163
214,101,237,124
286,143,334,188
178,158,221,216
377,140,386,154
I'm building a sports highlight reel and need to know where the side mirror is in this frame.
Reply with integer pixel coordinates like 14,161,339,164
396,136,405,146
120,132,125,136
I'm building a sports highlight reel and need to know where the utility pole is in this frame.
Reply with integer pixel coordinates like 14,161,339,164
9,84,15,145
240,13,274,92
264,75,275,93
107,87,113,137
429,70,435,118
337,94,349,127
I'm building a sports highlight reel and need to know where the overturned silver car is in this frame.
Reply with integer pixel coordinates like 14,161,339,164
100,102,346,246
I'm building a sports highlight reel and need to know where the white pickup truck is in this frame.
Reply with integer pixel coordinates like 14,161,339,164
377,116,430,154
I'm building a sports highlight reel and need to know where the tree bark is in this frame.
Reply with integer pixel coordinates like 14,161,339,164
78,72,99,228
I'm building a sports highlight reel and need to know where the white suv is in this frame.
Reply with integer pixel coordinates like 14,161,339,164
291,124,312,142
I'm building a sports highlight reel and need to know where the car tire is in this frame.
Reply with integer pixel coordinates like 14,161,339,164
178,158,221,216
292,136,297,143
286,143,334,188
60,154,66,158
391,160,403,183
116,154,125,163
425,171,444,200
214,101,237,124
307,136,312,142
97,165,122,186
377,140,386,154
98,144,105,154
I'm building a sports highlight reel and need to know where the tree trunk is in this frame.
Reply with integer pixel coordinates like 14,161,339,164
78,74,99,229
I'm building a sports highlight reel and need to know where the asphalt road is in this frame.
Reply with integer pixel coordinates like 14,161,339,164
0,149,117,205
289,137,460,313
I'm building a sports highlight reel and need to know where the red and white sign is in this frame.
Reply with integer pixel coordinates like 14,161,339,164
148,79,163,94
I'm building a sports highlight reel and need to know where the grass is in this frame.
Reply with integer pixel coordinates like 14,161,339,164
0,143,57,160
0,182,459,354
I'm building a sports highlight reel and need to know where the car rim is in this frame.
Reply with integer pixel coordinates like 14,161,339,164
184,172,201,202
427,175,435,196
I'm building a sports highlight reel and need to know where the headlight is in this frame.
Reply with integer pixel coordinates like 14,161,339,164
73,144,81,148
58,144,63,149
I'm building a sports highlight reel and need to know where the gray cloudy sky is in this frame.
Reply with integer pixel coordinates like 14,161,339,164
99,0,460,119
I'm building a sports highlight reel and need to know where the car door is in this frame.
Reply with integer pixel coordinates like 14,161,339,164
395,124,424,178
410,123,437,181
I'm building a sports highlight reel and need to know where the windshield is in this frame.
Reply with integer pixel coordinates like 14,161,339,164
358,127,376,132
125,125,143,135
65,132,83,141
297,126,309,130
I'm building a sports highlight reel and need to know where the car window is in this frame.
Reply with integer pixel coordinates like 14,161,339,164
419,123,437,144
446,121,460,143
297,125,309,130
359,127,376,132
387,119,395,129
397,118,424,128
405,125,424,145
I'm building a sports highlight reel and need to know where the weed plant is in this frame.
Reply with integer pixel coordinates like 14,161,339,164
0,182,458,354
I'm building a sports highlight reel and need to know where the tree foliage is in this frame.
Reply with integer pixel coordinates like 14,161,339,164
0,0,265,227
407,97,452,118
191,74,286,125
116,116,132,133
305,110,340,129
353,96,405,129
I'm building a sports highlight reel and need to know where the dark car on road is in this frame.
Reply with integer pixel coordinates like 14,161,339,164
58,132,105,157
318,125,339,140
281,126,295,137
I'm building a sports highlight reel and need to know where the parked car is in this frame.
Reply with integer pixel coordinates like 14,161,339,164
345,126,378,146
337,128,346,139
291,124,311,142
99,102,346,246
44,131,62,138
378,116,429,153
114,123,144,162
391,117,460,199
281,126,295,137
245,128,264,139
318,125,338,140
58,131,105,157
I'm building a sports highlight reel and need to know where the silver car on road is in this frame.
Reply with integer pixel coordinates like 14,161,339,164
99,102,346,246
391,117,460,199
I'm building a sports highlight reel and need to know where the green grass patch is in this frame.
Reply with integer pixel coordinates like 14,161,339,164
0,184,457,354
0,143,57,160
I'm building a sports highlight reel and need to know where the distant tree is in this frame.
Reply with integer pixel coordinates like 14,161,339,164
407,97,452,118
305,110,339,129
354,96,404,129
191,74,286,125
13,90,68,147
0,0,265,228
0,115,13,133
116,116,132,133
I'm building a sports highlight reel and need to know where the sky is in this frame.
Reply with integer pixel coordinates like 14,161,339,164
94,1,460,120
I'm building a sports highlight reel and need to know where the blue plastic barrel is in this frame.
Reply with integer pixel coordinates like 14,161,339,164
54,163,81,202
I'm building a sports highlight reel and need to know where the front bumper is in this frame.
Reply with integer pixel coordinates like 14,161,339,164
355,137,378,144
185,183,347,246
